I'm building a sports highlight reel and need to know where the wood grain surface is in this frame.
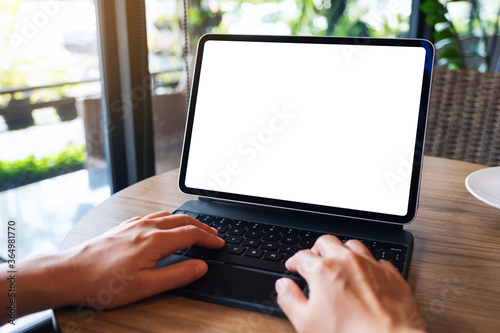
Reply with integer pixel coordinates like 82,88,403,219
55,156,500,332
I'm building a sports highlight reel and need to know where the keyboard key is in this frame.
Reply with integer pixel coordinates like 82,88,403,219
225,245,245,255
225,236,243,244
371,249,383,259
263,251,283,261
394,252,406,262
261,241,279,251
298,238,315,248
242,238,260,247
283,228,299,236
340,236,351,243
283,236,299,244
264,225,282,233
245,230,263,238
368,240,383,249
177,214,407,278
387,245,406,253
197,215,215,224
233,220,247,228
248,223,263,231
215,225,228,233
262,232,281,241
299,230,317,239
214,217,231,225
380,250,390,260
281,253,293,263
184,246,205,258
179,211,199,219
279,244,298,254
202,250,287,273
228,227,245,236
244,248,264,258
384,250,398,261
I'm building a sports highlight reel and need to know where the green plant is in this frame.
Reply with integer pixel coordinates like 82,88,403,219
420,0,500,71
187,0,224,48
0,142,87,191
183,0,407,44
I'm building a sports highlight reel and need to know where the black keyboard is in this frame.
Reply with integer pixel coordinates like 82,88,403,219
174,211,408,275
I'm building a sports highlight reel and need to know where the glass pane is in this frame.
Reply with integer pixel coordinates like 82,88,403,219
0,0,110,260
145,0,414,174
185,0,413,38
435,0,500,71
146,0,188,174
221,0,412,37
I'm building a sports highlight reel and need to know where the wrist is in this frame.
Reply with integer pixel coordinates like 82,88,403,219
389,322,426,333
378,313,426,333
16,251,81,315
397,328,426,333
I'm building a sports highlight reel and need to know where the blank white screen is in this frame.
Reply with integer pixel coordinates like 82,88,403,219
185,40,426,216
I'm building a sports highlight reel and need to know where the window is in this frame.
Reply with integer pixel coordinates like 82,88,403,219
1,0,497,261
0,0,111,259
145,0,417,174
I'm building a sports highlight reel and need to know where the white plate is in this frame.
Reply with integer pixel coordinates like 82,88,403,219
465,166,500,209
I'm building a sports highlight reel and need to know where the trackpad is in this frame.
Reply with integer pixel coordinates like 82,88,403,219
175,262,306,316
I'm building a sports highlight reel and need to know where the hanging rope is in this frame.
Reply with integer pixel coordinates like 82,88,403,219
182,0,190,114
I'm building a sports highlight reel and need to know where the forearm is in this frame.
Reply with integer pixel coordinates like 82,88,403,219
1,252,79,325
0,213,226,326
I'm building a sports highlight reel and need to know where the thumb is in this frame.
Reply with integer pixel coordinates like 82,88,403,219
145,259,208,294
275,278,308,322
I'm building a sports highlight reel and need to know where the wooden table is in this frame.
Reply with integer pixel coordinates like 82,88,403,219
55,156,500,332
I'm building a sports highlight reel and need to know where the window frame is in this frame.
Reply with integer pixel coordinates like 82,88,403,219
96,0,156,193
94,0,431,193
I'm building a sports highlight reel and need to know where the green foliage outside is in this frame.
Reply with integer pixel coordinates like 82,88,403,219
150,0,498,73
149,0,406,88
0,142,87,191
184,0,408,45
420,0,499,71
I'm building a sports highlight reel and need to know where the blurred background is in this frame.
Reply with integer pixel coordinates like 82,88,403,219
0,0,498,260
0,1,498,330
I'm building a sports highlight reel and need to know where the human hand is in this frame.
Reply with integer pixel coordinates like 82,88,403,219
275,235,424,333
50,211,224,310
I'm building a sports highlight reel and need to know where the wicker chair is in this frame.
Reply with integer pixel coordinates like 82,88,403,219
424,68,500,166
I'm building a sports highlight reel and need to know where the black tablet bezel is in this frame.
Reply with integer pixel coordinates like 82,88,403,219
178,34,434,225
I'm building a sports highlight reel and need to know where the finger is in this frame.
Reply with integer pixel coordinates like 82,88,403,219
160,225,225,255
379,259,401,277
285,250,322,281
344,239,374,261
156,215,218,236
275,278,308,324
144,259,208,293
121,216,142,224
311,234,345,257
142,211,172,220
378,260,417,313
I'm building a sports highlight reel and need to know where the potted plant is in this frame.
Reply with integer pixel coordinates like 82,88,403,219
0,95,35,130
30,86,78,122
